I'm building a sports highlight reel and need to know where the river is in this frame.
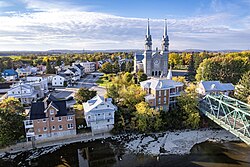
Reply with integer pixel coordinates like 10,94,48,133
0,139,250,167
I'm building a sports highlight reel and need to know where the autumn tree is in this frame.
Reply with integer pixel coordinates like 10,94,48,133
74,88,97,104
0,97,25,147
235,71,250,103
99,62,113,74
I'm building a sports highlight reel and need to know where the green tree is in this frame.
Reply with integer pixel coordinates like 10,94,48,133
46,59,55,74
74,88,97,104
113,60,120,74
235,71,250,103
0,97,25,147
120,62,126,72
196,56,250,84
137,72,148,83
187,54,195,81
99,62,113,74
125,61,133,72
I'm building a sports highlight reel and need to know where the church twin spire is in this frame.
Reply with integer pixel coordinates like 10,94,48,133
145,19,169,52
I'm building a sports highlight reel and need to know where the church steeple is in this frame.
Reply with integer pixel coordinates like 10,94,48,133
145,18,152,51
162,19,169,52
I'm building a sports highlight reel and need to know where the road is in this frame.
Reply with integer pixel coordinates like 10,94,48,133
69,72,106,96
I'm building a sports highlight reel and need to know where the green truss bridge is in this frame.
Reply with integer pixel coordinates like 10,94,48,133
199,94,250,145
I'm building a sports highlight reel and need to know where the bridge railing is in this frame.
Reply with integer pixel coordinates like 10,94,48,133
198,94,250,145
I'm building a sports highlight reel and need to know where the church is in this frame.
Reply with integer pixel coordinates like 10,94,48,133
134,19,169,77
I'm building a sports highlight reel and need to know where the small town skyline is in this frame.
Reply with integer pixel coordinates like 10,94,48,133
0,0,250,51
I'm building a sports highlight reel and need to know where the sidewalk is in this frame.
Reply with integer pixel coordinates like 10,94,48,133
0,132,112,155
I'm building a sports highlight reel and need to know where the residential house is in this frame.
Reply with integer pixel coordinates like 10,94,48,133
16,67,32,77
80,62,96,73
50,75,66,87
23,94,76,141
140,78,184,111
7,84,39,104
73,63,85,77
83,95,117,135
26,76,49,97
64,68,81,81
197,81,235,96
1,69,18,81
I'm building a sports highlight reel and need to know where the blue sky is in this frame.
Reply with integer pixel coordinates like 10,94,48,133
0,0,250,51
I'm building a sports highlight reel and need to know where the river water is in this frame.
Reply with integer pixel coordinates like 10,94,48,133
1,139,250,167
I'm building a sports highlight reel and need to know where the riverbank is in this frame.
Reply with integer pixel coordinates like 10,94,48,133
112,129,239,155
0,128,240,160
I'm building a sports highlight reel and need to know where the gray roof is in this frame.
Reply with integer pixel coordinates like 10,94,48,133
200,81,235,92
140,78,184,90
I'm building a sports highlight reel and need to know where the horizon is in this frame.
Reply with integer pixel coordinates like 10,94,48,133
0,0,250,51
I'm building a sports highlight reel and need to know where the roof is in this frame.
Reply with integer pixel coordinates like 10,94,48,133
2,69,18,76
30,101,45,120
68,68,77,73
140,78,184,90
135,54,144,61
75,64,84,69
200,81,235,92
145,94,155,100
83,95,117,113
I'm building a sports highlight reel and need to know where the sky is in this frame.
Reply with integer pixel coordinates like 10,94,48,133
0,0,250,51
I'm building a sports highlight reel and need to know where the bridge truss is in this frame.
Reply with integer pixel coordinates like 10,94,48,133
199,94,250,145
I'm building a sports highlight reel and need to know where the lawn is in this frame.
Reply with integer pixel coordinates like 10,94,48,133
96,74,115,87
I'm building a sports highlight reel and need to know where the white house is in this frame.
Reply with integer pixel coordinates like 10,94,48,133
73,63,85,77
64,68,81,81
7,84,39,104
51,75,66,87
26,76,49,97
83,95,117,135
80,62,96,73
197,81,235,96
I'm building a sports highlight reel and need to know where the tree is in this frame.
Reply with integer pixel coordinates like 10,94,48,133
125,61,133,72
187,54,195,81
135,102,162,132
0,97,25,147
46,59,55,74
177,86,200,129
120,62,126,72
99,62,113,74
137,72,148,83
106,83,120,103
196,56,250,84
74,88,97,104
113,60,120,74
235,71,250,103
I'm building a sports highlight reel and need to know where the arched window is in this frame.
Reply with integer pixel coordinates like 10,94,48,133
159,71,161,76
155,71,158,76
152,71,154,76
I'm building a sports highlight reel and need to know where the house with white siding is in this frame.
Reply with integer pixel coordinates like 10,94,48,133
83,95,117,135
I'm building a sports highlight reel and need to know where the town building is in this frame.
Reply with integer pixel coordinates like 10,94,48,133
134,19,169,77
80,62,96,73
49,75,66,87
64,68,81,81
83,95,117,135
23,94,76,141
197,81,235,96
140,77,184,111
26,76,49,97
1,69,18,81
73,63,85,77
7,84,39,104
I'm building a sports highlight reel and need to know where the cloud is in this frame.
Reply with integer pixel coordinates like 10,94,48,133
0,1,249,51
0,1,12,8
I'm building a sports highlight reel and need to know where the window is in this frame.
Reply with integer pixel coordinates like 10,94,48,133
51,117,54,121
54,78,56,80
158,98,161,104
38,128,40,132
88,115,91,119
58,117,62,121
107,119,110,122
43,127,47,131
109,113,111,116
60,82,62,84
58,125,63,130
164,90,167,96
67,116,73,121
43,118,46,122
50,109,54,115
164,97,167,104
67,124,73,129
60,78,62,80
52,126,55,130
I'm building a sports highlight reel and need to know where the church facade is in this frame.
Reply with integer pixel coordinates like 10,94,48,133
134,19,169,77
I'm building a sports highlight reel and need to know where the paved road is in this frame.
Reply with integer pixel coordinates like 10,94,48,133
70,73,106,96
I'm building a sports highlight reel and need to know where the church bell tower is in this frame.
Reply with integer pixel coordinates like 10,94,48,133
144,19,152,76
161,19,169,76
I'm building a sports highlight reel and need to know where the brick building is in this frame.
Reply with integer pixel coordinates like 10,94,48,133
140,78,184,111
24,94,76,141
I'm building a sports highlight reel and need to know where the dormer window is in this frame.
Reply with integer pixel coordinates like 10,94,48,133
50,109,54,115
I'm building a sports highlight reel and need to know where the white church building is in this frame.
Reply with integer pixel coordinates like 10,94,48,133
134,19,169,77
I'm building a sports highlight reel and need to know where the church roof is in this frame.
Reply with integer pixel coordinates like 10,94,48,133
140,78,183,90
135,54,144,61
